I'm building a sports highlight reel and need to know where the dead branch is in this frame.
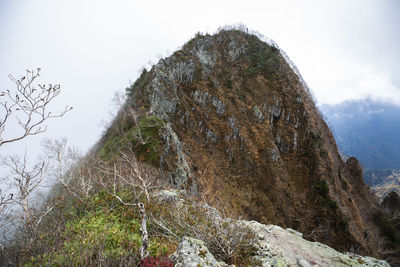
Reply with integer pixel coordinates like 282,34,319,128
42,138,93,201
96,149,159,260
0,68,72,148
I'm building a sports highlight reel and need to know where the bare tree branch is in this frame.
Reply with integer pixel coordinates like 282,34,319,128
97,149,160,260
2,152,47,225
0,68,72,148
42,138,93,201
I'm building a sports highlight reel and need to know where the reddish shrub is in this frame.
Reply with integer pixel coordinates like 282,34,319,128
140,257,174,267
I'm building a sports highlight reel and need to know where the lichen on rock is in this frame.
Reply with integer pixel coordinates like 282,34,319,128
170,237,230,267
160,122,192,187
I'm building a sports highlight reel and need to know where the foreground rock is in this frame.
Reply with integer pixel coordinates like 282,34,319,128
171,221,389,267
169,237,229,267
241,221,389,267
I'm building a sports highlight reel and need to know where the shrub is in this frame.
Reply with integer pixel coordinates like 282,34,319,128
373,210,398,243
26,203,142,265
23,190,174,266
98,115,164,165
341,179,348,190
316,179,329,198
338,170,348,190
244,35,280,78
327,199,339,210
319,149,328,158
140,257,174,267
126,68,148,97
148,199,256,265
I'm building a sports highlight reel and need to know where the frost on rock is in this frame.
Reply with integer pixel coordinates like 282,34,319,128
196,47,215,78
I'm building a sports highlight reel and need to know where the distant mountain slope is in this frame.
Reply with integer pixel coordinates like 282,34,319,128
366,169,400,199
320,99,400,171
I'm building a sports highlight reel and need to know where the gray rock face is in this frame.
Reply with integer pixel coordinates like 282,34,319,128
160,123,191,187
170,237,228,267
211,96,226,115
239,220,390,267
170,220,390,267
253,105,264,122
153,189,184,204
161,194,389,266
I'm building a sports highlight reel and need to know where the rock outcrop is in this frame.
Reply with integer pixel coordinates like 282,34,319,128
240,221,389,267
101,27,396,263
171,222,389,267
158,190,389,266
170,237,229,267
381,191,400,215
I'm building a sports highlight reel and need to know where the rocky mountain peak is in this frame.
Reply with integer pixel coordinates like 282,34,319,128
100,28,399,263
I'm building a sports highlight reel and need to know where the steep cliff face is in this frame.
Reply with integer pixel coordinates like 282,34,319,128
104,29,390,259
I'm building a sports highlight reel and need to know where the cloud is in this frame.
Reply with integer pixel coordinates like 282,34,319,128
307,58,400,106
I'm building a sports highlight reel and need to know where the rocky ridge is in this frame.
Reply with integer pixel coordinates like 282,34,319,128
102,27,398,263
158,189,389,267
171,225,389,267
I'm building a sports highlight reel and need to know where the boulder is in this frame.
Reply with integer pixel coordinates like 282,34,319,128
169,237,229,267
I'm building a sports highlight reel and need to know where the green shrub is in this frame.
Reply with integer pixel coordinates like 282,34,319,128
315,179,339,210
25,190,174,266
98,115,163,165
148,200,256,265
226,79,233,89
341,179,348,190
244,35,280,78
63,211,141,262
316,179,329,198
327,199,338,210
319,149,328,158
126,69,148,97
338,170,348,190
373,210,399,243
26,210,142,266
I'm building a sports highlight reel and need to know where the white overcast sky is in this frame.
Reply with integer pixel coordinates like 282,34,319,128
0,0,399,158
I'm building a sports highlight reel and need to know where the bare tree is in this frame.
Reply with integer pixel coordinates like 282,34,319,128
0,190,12,215
42,138,93,201
2,153,46,224
0,152,60,246
0,68,72,148
0,69,72,246
0,190,13,236
98,149,159,259
150,198,255,263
